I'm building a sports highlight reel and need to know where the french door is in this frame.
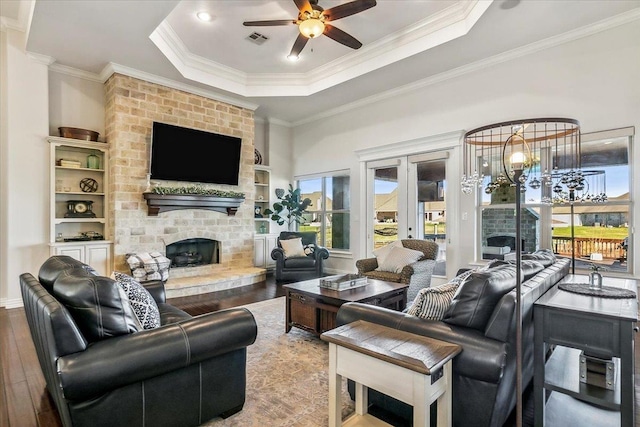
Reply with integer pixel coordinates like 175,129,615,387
366,152,449,263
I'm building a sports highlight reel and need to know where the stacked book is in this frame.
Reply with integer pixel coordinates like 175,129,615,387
58,159,82,168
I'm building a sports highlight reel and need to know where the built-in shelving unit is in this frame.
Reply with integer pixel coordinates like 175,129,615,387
254,165,272,234
254,165,277,270
47,136,112,275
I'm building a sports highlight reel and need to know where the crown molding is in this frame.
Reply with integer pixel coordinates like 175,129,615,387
99,62,259,111
49,62,103,82
27,52,55,66
292,7,640,127
149,1,491,97
266,117,292,128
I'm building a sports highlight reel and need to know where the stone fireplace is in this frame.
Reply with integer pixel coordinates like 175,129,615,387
104,74,263,295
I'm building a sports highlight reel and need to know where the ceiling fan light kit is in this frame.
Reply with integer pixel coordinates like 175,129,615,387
243,0,376,59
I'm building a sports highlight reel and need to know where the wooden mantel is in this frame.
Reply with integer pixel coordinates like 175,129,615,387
143,193,245,216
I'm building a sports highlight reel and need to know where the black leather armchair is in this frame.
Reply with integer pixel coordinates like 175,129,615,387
271,231,329,282
20,256,257,427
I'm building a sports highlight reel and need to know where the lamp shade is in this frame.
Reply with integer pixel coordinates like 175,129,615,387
299,18,325,38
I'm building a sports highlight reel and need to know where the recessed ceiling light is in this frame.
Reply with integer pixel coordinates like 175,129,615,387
287,54,300,62
197,11,213,22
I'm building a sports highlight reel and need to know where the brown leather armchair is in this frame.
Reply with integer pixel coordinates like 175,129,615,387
271,231,330,282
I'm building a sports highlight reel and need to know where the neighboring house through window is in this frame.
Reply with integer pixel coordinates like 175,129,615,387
298,173,350,251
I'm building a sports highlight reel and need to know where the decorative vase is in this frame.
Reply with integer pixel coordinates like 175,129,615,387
87,154,100,169
589,271,602,291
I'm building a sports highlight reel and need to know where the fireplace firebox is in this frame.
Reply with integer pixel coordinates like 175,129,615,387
166,238,219,268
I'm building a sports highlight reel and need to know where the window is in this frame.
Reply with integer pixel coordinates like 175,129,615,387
478,127,633,274
298,174,350,251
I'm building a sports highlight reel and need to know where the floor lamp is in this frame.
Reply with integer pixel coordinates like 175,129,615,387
462,118,582,427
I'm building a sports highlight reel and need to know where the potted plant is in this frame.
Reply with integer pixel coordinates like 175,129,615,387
264,184,312,230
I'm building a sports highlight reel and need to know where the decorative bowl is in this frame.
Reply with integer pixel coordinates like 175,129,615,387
58,127,100,142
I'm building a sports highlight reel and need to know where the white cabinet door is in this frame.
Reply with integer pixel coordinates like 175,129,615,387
86,244,112,276
51,242,112,276
254,236,267,267
265,234,278,268
54,245,85,261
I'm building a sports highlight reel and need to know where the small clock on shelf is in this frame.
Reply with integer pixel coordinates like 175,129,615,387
64,200,96,218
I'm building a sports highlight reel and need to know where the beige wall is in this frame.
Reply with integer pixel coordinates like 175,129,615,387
104,74,256,272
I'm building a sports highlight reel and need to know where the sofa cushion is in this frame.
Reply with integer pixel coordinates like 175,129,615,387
522,248,556,267
53,268,142,342
38,255,88,292
113,272,161,330
280,237,307,258
407,282,459,320
443,264,518,331
489,259,546,281
283,256,316,268
376,246,423,274
362,270,402,283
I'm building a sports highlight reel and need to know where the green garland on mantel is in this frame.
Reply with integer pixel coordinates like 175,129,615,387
149,185,245,198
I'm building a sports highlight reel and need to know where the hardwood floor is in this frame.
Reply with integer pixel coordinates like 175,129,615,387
1,276,638,427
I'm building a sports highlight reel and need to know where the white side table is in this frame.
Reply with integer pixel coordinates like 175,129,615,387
321,320,461,427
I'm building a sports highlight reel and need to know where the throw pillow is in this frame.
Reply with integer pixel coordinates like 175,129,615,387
376,246,424,274
280,237,307,258
303,243,316,256
407,282,460,320
372,240,403,265
113,272,161,330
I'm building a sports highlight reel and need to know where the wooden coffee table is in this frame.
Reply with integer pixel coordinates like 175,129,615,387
283,277,408,335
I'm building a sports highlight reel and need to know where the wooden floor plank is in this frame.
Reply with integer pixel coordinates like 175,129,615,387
5,379,38,427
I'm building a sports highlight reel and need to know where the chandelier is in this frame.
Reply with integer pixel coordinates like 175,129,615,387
461,118,607,204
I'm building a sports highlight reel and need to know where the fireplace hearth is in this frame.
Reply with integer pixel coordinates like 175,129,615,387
166,238,219,268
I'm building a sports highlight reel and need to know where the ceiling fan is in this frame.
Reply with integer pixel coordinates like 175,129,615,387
243,0,377,59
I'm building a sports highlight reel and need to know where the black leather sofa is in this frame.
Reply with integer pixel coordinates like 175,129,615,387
20,255,258,427
337,250,570,427
271,231,330,282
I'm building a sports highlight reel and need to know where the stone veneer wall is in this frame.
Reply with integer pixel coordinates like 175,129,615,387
104,74,255,272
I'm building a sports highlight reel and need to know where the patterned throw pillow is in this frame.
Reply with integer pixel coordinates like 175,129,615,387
407,282,460,320
280,238,307,258
376,246,424,274
113,272,161,329
303,243,316,256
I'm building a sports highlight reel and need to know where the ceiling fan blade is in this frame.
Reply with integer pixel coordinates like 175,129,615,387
243,20,295,26
293,0,313,14
323,0,376,21
323,24,362,49
289,33,309,57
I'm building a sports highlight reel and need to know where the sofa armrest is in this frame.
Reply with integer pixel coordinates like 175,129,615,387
337,302,507,384
58,307,257,400
313,246,330,261
142,280,166,304
271,247,285,261
356,257,378,274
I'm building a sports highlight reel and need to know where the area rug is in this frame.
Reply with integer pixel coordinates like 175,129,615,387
203,297,355,426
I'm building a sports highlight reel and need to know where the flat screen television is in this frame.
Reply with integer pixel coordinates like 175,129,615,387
150,122,242,185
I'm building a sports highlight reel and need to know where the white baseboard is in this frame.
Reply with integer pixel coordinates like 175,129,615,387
1,297,23,309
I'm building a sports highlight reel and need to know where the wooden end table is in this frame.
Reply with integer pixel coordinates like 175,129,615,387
283,278,408,336
321,320,461,427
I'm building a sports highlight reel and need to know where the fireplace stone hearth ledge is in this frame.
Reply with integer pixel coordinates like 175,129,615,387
165,265,266,298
